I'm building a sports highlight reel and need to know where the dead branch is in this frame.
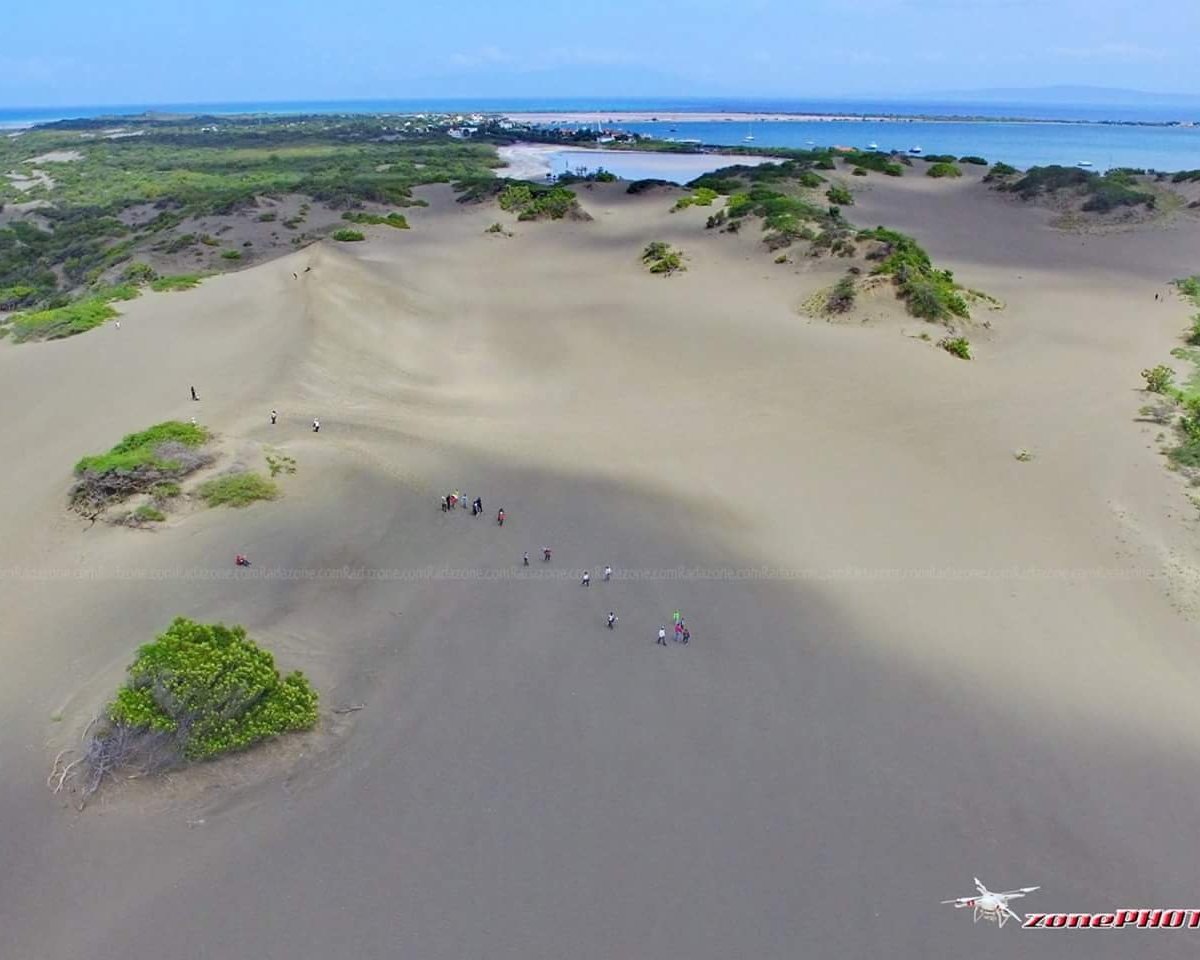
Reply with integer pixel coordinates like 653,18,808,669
332,703,366,714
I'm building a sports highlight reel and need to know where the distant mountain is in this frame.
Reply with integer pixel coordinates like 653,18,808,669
922,85,1200,106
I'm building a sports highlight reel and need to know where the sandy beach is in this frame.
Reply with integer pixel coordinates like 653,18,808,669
2,171,1200,959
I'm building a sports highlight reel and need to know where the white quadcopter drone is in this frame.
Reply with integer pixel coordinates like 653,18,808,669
941,877,1041,928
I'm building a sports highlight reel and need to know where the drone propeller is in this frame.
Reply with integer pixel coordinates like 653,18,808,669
997,886,1040,899
940,897,974,907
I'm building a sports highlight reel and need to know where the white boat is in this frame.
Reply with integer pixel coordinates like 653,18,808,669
909,146,923,154
1076,160,1094,168
867,142,879,150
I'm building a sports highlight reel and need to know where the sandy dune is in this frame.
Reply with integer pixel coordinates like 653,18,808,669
2,177,1200,959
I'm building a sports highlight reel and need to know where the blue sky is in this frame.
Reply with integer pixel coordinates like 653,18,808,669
2,0,1198,106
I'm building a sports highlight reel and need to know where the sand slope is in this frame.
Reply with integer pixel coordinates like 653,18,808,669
1,178,1199,959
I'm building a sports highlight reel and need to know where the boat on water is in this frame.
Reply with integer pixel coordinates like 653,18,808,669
909,146,923,154
867,142,879,150
1076,160,1094,168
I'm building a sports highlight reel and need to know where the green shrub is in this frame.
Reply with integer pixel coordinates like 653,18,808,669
331,228,365,242
826,274,857,313
927,163,962,179
120,262,158,285
75,421,209,476
959,156,988,165
342,211,409,229
11,297,118,342
199,235,220,246
840,152,904,176
256,211,277,222
922,154,958,164
984,162,1018,182
150,274,201,292
1171,170,1200,184
857,227,969,323
641,241,685,276
1174,276,1200,304
672,187,719,211
485,222,504,233
107,617,318,762
626,178,674,194
826,184,853,206
150,481,181,498
197,471,279,507
1142,364,1176,393
134,505,166,522
220,249,242,260
939,336,972,359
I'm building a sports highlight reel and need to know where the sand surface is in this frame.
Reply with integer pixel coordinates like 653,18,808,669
2,177,1200,958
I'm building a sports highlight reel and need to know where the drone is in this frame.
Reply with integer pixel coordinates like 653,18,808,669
941,877,1041,928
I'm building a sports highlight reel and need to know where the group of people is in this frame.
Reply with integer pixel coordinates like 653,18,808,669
440,491,503,523
656,610,690,646
190,388,319,432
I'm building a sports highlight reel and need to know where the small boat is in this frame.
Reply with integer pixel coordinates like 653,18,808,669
867,142,879,150
909,146,923,154
744,126,755,142
1076,160,1094,168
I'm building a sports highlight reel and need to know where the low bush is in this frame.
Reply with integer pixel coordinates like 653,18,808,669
133,504,166,522
105,616,318,764
11,296,119,342
641,241,685,276
626,178,674,194
72,421,213,509
927,163,962,179
826,184,853,206
922,154,958,164
150,274,201,292
331,228,365,242
256,211,277,222
939,336,972,359
672,187,720,211
342,211,409,229
959,156,988,165
1171,170,1200,184
120,262,158,285
196,471,279,507
826,274,857,313
1142,364,1176,393
840,152,904,176
220,249,242,260
984,162,1018,182
857,227,969,323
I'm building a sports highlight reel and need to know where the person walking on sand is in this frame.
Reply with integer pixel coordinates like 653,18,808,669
675,620,684,642
582,571,590,587
603,565,612,582
657,626,667,646
523,551,530,566
312,418,320,433
607,612,617,629
543,546,552,562
672,609,682,626
190,385,198,401
474,497,482,515
270,409,277,425
681,625,690,645
497,508,506,527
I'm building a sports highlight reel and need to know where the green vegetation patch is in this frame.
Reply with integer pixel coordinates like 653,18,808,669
72,420,213,510
626,178,674,194
11,295,119,342
641,241,685,276
331,228,365,242
197,470,279,507
497,183,583,221
342,210,409,229
150,274,201,292
998,165,1155,213
672,187,719,211
927,162,962,179
839,151,905,177
826,184,853,206
106,617,318,763
984,162,1018,182
858,227,970,323
959,156,988,165
939,336,972,359
825,273,858,313
133,504,166,523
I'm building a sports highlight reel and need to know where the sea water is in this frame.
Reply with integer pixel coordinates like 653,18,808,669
3,97,1198,173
